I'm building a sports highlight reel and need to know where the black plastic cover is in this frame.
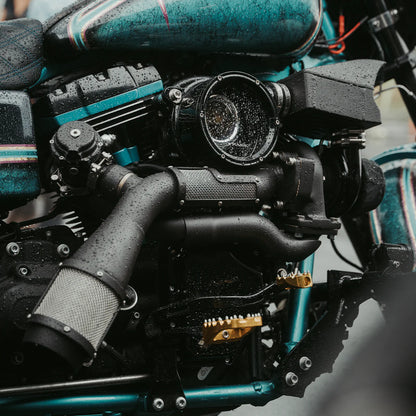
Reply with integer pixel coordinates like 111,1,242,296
280,60,384,138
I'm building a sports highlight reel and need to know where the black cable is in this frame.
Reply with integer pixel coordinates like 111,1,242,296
315,16,368,46
330,238,364,272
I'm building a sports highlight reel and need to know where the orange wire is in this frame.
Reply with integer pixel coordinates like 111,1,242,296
330,43,346,54
328,20,363,49
330,14,346,55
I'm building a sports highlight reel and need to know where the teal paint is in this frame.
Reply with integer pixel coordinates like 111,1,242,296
0,148,37,160
113,148,133,166
46,0,322,60
127,146,140,163
0,394,144,416
321,0,338,41
373,143,416,165
0,384,278,415
185,381,277,408
0,168,40,210
370,143,416,264
50,81,163,127
285,255,315,352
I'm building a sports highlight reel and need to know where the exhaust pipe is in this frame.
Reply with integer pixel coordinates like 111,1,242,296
150,214,320,261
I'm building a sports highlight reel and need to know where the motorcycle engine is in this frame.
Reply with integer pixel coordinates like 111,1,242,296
0,59,385,395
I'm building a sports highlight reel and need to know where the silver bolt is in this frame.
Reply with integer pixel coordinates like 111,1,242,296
218,201,223,207
51,174,59,182
63,326,71,333
217,75,223,81
168,88,183,103
286,157,297,166
391,8,398,16
299,356,312,371
179,200,185,206
27,314,32,319
175,396,187,410
97,270,104,277
70,129,81,138
275,119,281,126
57,244,70,258
222,330,230,339
152,398,165,411
133,312,141,320
19,266,29,276
285,372,298,386
6,242,20,256
101,134,116,147
372,20,381,28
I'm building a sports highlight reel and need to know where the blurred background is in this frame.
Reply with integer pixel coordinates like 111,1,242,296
0,0,73,21
1,1,414,413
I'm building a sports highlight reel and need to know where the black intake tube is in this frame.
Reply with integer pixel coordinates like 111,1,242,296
24,164,315,367
64,170,178,294
150,214,320,261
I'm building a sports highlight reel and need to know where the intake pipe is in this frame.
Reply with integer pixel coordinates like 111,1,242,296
150,214,320,261
24,164,318,368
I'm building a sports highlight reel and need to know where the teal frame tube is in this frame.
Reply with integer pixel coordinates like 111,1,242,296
0,383,277,415
285,255,315,352
0,394,144,416
321,0,337,41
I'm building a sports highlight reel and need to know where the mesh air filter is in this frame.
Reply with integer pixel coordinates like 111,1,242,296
34,267,120,349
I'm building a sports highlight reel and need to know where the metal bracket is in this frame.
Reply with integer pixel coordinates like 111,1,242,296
368,9,399,33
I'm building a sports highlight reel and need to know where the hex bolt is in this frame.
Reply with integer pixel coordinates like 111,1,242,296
6,242,20,256
152,398,165,411
63,326,71,333
70,128,81,138
222,330,230,339
57,244,70,258
18,266,29,277
299,356,312,371
168,88,183,103
176,396,187,410
285,372,298,386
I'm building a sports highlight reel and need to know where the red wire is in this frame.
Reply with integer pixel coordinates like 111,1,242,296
330,14,346,55
328,20,363,49
330,43,346,54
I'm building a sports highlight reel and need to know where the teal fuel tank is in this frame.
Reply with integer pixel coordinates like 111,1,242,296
45,0,322,60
